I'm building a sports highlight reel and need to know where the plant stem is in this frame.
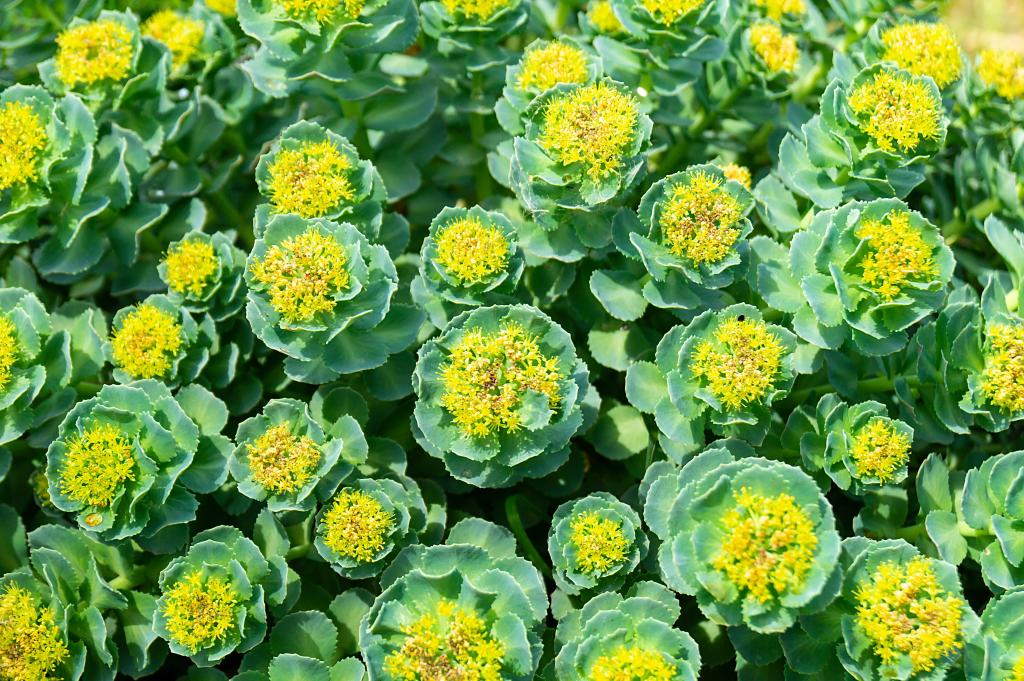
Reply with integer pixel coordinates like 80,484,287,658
786,374,921,405
505,495,551,577
340,100,372,158
942,196,1002,245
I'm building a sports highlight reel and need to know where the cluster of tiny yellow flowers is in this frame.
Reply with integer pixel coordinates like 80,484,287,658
439,321,562,437
569,511,630,575
0,317,17,394
278,0,366,24
30,470,54,510
881,22,962,89
517,41,589,92
250,227,351,324
850,418,910,484
1011,656,1024,681
110,304,184,379
589,646,677,681
245,424,322,495
384,600,505,681
0,101,47,192
847,70,942,154
55,19,134,88
321,488,395,562
711,488,818,603
164,240,219,297
539,82,638,182
981,323,1024,413
206,0,237,16
751,0,804,20
639,0,704,26
854,557,964,674
267,140,356,218
588,1,623,33
434,216,510,286
59,422,136,508
142,11,205,70
977,49,1024,101
441,0,515,21
749,23,799,73
690,318,784,411
855,210,937,300
161,572,240,653
660,171,744,265
0,585,70,681
721,162,751,188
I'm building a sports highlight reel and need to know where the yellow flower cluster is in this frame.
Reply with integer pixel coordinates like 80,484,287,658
439,321,563,437
589,645,678,681
690,318,785,411
711,488,818,603
850,419,910,484
0,317,17,394
206,0,237,16
569,511,629,575
59,422,136,508
1011,656,1024,681
434,216,510,286
881,22,962,89
854,557,964,674
0,585,69,681
855,210,937,300
981,324,1024,413
278,0,366,24
588,1,623,34
55,19,134,88
161,572,240,653
164,240,219,297
978,49,1024,101
640,0,704,26
0,101,47,191
750,23,799,73
539,82,638,182
321,488,395,562
267,140,356,218
847,70,942,154
441,0,515,21
384,600,505,681
721,162,751,188
246,424,322,495
517,41,589,92
660,170,744,265
751,0,804,20
249,227,351,324
110,304,184,379
143,10,205,69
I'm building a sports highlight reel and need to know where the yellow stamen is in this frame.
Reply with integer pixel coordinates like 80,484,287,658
751,0,804,20
881,22,962,89
0,585,69,681
690,317,785,411
55,19,134,88
59,422,136,508
110,304,184,379
850,418,910,484
441,0,514,20
164,240,219,297
569,511,629,575
588,1,624,34
434,216,510,286
206,0,237,16
981,324,1024,413
321,488,395,562
855,210,937,300
267,140,356,218
639,0,704,26
246,424,321,495
978,49,1024,100
0,317,17,394
142,11,204,69
0,102,47,191
750,23,800,73
847,70,942,154
277,0,365,24
660,170,744,265
589,645,677,681
721,162,751,188
517,41,589,92
161,572,239,653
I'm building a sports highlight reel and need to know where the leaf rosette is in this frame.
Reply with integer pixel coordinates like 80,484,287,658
159,230,248,322
960,450,1024,591
965,590,1024,681
420,0,529,56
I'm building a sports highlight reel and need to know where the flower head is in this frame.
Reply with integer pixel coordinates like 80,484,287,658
0,101,47,191
0,317,17,394
660,170,744,264
881,22,962,89
751,0,804,20
588,1,624,33
847,70,942,153
59,422,136,508
690,317,785,410
855,210,937,299
854,556,964,674
750,22,799,73
569,511,629,575
434,216,510,286
590,646,677,681
110,303,184,379
441,0,515,21
206,0,237,16
721,162,751,188
439,321,562,437
981,324,1024,413
55,19,134,88
160,572,240,654
143,11,204,69
516,41,589,92
539,81,639,182
267,140,356,218
710,487,818,603
277,0,365,24
383,601,505,680
164,240,219,297
245,424,321,495
249,226,350,323
978,49,1024,100
850,418,910,484
321,488,395,562
639,0,705,26
0,585,69,681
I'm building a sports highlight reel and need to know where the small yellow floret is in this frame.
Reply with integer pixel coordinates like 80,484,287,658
850,418,910,484
441,0,515,21
881,22,962,89
690,317,785,411
539,82,638,183
249,227,351,324
161,572,239,653
981,324,1024,413
277,0,365,24
439,321,562,437
640,0,704,26
0,317,17,394
246,424,321,495
855,210,937,300
384,601,505,681
59,422,136,508
165,240,219,297
854,556,964,674
55,19,134,88
711,487,818,603
1010,656,1024,681
322,488,395,562
588,1,624,33
517,42,589,92
569,511,629,575
721,162,751,188
660,170,744,265
110,304,184,379
978,49,1024,101
143,11,204,69
0,585,69,681
847,70,942,154
0,102,47,192
590,645,677,681
751,0,804,20
434,216,510,286
267,140,356,218
750,23,799,73
206,0,237,16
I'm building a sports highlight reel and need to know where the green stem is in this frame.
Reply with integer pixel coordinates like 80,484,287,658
792,59,829,101
786,374,920,406
505,495,551,578
941,196,1001,245
658,77,751,174
894,520,989,541
340,100,372,158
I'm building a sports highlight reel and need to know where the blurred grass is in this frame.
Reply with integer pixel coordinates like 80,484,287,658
947,0,1024,51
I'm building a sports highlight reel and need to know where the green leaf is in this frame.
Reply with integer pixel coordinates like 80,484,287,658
925,511,968,565
589,403,649,460
625,361,667,414
916,453,952,514
270,612,338,662
589,269,648,322
268,654,331,681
